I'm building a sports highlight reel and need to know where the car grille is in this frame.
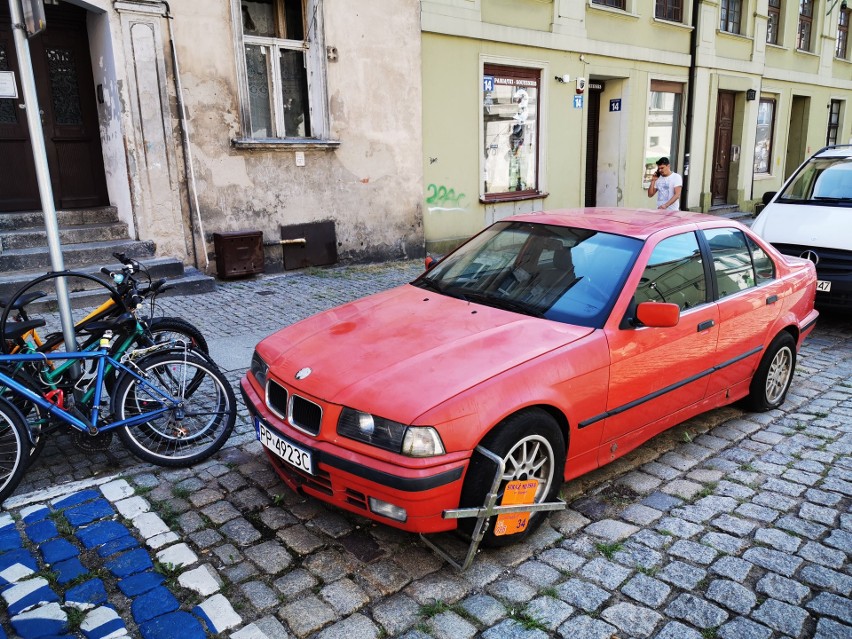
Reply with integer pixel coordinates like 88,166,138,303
345,489,368,510
270,455,333,495
773,244,852,277
291,395,322,435
267,380,288,419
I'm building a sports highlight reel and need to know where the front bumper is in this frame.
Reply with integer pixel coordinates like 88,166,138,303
240,377,468,534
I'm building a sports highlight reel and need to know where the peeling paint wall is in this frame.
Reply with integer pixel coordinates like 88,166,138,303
167,0,424,271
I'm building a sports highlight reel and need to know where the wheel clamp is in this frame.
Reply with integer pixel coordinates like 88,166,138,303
420,445,566,571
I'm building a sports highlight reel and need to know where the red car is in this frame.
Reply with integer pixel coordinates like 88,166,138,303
241,209,818,546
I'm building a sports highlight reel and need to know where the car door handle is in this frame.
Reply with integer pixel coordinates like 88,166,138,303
766,295,778,305
697,319,715,332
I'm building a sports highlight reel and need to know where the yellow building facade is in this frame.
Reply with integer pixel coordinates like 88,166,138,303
421,0,852,253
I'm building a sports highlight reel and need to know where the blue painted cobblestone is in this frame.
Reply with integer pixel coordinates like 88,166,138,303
1,487,221,639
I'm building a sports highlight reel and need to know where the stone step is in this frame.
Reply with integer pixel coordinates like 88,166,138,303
0,238,156,274
0,206,119,231
0,259,215,306
1,222,130,251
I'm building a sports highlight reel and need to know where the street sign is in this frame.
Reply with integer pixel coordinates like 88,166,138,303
573,95,583,109
20,0,46,37
609,99,622,112
0,71,17,98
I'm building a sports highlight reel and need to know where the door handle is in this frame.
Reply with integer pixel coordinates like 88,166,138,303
697,319,715,332
766,295,778,305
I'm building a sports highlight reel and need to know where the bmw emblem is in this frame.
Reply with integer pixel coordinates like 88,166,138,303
295,367,312,380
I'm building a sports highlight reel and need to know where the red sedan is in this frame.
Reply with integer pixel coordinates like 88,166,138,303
240,209,818,546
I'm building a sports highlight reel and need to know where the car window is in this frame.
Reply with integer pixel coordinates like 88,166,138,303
778,156,852,203
746,235,775,284
414,221,642,328
705,228,759,298
634,232,707,310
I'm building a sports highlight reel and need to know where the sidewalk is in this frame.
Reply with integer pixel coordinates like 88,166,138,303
1,260,850,639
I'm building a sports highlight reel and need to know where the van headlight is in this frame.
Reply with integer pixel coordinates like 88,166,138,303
338,408,445,457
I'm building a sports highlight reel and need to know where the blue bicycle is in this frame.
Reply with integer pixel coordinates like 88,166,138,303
0,318,236,502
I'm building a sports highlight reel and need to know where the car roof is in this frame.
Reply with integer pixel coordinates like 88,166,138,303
506,208,730,240
814,144,852,159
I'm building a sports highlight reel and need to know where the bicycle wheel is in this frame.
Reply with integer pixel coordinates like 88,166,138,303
0,365,48,465
112,352,236,467
0,397,30,503
145,317,210,354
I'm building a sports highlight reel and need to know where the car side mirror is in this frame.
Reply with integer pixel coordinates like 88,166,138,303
425,255,438,270
762,191,776,206
636,301,680,328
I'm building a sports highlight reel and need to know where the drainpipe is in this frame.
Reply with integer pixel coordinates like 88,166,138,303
681,0,701,211
163,1,208,271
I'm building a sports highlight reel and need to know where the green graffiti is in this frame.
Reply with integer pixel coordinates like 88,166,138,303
426,184,466,209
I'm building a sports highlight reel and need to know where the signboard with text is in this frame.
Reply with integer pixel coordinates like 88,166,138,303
0,71,17,99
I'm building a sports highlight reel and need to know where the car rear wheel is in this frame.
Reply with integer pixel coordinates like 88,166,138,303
458,408,565,548
744,332,796,412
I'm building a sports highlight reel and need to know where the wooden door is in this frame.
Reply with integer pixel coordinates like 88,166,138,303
711,91,735,206
0,3,108,213
584,87,601,207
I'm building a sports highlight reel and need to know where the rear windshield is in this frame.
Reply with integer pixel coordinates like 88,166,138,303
778,156,852,206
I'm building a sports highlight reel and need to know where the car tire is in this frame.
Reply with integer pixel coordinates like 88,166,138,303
744,331,796,412
458,408,566,548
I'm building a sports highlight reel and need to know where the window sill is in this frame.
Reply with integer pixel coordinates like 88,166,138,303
766,43,786,50
716,30,754,43
753,172,776,181
833,55,851,64
587,3,639,21
794,48,819,58
653,17,692,31
481,191,548,204
231,138,341,151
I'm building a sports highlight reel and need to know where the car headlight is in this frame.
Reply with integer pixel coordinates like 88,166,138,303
250,351,269,389
337,408,445,457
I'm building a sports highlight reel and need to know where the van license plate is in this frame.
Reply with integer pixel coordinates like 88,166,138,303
816,280,831,292
257,419,313,474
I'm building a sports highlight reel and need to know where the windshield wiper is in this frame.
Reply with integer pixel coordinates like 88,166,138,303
813,196,850,202
413,278,444,293
462,292,543,318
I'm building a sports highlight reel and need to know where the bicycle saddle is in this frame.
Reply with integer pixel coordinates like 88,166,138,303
78,313,136,335
1,318,47,341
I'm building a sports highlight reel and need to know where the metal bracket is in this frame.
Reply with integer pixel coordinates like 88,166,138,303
278,238,307,246
420,445,566,571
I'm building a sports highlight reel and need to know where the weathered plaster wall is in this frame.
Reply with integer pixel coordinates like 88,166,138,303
167,0,424,270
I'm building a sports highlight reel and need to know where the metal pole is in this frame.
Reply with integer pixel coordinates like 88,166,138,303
8,0,77,354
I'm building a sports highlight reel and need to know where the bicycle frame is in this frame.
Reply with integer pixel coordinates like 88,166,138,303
0,347,176,435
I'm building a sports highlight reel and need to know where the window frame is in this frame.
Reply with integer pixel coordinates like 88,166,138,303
797,0,814,51
655,0,683,23
481,62,545,202
753,98,776,175
766,0,782,45
720,0,743,34
591,0,626,9
231,0,331,144
827,100,842,146
837,7,850,59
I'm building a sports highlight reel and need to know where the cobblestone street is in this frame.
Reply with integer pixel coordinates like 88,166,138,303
2,259,850,639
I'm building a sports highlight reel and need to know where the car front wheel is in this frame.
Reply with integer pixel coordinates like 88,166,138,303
744,332,797,412
458,408,566,548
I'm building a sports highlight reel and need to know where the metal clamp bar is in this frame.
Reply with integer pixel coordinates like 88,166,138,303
279,238,307,246
420,445,566,571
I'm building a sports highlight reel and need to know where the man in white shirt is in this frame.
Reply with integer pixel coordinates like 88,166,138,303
647,157,682,211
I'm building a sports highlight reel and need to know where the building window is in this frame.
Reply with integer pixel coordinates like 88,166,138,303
767,0,781,44
720,0,743,34
483,65,541,199
644,81,683,186
827,100,842,146
753,98,775,174
798,0,814,51
656,0,683,22
837,7,850,58
592,0,626,9
236,0,327,139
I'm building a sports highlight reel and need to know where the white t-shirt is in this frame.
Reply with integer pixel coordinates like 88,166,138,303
655,172,683,210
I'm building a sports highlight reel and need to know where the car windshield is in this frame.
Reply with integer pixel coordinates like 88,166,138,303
777,156,852,206
413,221,642,328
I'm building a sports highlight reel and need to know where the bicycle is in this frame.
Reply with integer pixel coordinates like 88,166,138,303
0,318,237,503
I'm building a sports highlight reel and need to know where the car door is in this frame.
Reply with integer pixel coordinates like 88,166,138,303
702,227,784,398
600,231,719,451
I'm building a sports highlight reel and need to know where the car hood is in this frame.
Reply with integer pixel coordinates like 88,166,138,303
753,202,852,251
257,284,593,423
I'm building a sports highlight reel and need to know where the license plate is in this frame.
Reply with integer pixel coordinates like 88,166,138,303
256,418,314,474
816,280,831,292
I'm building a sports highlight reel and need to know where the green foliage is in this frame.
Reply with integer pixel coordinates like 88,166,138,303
595,541,623,559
